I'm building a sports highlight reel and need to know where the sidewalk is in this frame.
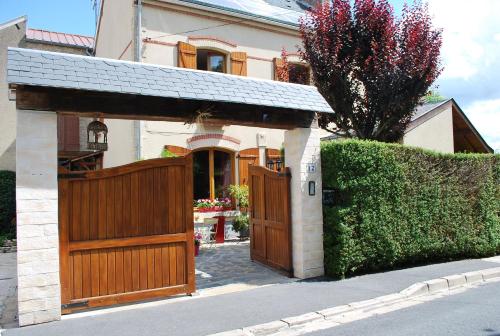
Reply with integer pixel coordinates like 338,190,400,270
4,257,500,336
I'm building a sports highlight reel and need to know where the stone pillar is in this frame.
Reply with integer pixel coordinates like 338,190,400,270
16,110,61,326
284,127,324,279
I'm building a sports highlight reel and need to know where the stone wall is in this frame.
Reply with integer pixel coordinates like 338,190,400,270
16,110,60,326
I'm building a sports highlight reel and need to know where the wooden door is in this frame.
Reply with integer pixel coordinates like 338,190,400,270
248,165,292,275
58,156,195,313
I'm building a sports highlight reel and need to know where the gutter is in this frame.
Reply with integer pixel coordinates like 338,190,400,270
134,0,143,160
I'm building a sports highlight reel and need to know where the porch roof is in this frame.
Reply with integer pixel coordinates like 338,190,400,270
6,48,333,114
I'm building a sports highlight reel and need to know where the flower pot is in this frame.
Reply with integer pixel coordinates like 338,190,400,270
195,243,200,256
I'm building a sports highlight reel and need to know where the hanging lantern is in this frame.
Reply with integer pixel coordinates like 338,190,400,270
266,159,275,171
275,158,282,172
87,119,108,151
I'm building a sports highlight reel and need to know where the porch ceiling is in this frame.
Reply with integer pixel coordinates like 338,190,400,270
7,47,332,116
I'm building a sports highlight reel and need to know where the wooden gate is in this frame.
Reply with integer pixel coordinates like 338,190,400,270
58,156,195,313
248,165,292,275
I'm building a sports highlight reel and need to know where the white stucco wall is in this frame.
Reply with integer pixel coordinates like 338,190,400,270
99,1,303,167
403,106,455,153
0,19,26,171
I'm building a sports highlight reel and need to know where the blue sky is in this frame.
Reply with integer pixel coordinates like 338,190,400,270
0,0,498,151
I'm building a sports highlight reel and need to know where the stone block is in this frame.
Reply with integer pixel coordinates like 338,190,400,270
481,267,500,280
463,271,483,284
282,312,323,327
18,272,59,288
243,320,288,336
400,282,428,297
17,235,58,252
442,274,467,288
317,305,352,319
425,279,449,293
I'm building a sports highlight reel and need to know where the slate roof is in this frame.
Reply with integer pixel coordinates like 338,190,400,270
411,100,451,121
178,0,305,26
26,28,94,49
7,48,333,113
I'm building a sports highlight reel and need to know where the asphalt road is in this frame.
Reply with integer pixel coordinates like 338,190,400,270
306,281,500,336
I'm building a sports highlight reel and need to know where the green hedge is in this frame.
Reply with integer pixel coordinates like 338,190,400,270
0,171,16,235
321,140,500,278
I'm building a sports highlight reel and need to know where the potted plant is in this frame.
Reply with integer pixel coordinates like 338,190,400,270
226,185,249,212
232,214,249,240
194,232,202,256
227,185,250,239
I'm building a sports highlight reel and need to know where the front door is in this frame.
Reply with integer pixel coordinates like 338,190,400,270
58,156,195,313
248,165,292,275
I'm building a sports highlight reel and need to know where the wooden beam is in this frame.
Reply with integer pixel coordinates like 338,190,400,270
15,86,317,130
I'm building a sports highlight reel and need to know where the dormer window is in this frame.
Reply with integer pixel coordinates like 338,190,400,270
196,49,226,73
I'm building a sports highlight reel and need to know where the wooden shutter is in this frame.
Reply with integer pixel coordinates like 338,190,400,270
58,115,80,151
231,52,247,76
178,41,197,69
273,57,285,81
238,148,259,185
164,145,191,157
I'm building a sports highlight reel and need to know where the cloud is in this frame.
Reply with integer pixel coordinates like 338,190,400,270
464,99,500,152
427,0,500,149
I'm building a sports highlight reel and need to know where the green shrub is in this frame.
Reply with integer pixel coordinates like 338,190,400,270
0,171,16,235
321,140,500,278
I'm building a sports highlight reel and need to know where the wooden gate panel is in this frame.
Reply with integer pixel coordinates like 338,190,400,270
59,157,194,313
249,165,292,275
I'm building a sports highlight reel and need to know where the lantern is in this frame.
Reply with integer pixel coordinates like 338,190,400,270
266,159,275,171
87,119,108,151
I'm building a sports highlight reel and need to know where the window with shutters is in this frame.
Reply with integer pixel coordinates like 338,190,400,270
196,49,227,73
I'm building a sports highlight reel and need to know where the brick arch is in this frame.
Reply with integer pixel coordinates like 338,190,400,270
187,133,241,152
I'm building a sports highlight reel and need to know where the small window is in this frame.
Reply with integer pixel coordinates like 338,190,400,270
196,49,226,73
289,63,310,85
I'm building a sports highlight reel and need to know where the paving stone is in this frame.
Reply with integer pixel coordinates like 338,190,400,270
195,242,294,291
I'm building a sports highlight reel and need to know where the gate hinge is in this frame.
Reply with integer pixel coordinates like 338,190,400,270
61,301,89,310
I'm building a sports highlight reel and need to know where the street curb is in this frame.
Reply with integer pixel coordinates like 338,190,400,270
208,266,500,336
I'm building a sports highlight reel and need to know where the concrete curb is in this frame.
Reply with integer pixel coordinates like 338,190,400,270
208,267,500,336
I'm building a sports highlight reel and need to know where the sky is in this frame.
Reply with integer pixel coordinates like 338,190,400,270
0,0,498,151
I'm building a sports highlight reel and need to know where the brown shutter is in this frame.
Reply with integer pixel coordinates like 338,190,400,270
178,41,197,69
238,148,259,185
231,52,247,76
273,57,285,81
58,115,80,151
164,145,192,157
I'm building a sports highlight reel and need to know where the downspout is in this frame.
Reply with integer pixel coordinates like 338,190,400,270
134,0,143,160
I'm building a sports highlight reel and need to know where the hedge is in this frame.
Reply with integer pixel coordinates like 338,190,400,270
0,171,16,235
321,140,500,278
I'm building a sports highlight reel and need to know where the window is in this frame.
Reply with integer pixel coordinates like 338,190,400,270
289,63,310,85
196,49,226,73
193,148,234,200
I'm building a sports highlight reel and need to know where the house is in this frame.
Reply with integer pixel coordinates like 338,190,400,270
0,16,98,173
320,99,493,154
404,99,493,153
93,0,320,199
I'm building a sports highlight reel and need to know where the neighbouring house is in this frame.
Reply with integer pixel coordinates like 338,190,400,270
403,99,493,153
321,99,493,154
0,16,99,173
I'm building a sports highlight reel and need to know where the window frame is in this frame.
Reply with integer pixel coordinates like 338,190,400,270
193,147,235,200
196,49,228,74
